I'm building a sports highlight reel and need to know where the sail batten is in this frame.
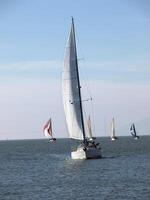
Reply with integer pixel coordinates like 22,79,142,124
62,18,85,141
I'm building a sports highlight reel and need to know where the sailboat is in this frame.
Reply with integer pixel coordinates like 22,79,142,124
130,123,139,139
110,117,118,140
62,18,102,159
43,118,56,142
87,115,96,141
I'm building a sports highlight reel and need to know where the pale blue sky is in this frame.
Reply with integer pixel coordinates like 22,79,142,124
0,0,150,79
0,0,150,139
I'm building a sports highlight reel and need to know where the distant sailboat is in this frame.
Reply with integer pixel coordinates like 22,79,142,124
110,117,118,140
62,18,101,159
87,116,96,141
43,118,56,142
130,123,139,139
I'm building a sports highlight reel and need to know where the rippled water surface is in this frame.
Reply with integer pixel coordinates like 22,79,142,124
0,136,150,200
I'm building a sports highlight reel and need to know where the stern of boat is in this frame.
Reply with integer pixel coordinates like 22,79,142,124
71,146,102,160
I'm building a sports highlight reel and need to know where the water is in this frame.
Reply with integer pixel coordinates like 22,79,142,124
0,136,150,200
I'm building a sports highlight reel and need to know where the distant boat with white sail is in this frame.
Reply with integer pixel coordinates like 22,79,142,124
110,117,118,141
43,118,56,142
86,116,96,141
130,123,139,139
62,18,101,159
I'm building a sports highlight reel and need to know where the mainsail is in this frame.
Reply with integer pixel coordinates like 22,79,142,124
86,115,93,139
111,117,116,138
130,123,139,138
62,18,86,141
130,123,136,137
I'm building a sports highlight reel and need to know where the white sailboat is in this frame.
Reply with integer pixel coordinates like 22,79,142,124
87,115,96,141
43,118,56,142
130,123,139,139
62,18,101,159
110,117,118,141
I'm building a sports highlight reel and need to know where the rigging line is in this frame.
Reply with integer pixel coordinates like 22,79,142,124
82,106,88,135
75,28,97,136
82,106,87,123
91,97,96,135
75,27,93,99
79,60,97,136
79,60,93,97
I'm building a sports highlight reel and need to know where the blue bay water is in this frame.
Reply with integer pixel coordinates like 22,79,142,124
0,136,150,200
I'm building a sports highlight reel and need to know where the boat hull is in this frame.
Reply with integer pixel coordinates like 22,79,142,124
71,147,102,159
111,137,118,141
134,136,139,140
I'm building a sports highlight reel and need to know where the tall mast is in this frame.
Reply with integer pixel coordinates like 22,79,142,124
71,17,86,143
112,117,115,137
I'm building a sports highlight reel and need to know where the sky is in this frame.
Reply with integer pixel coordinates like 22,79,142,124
0,0,150,139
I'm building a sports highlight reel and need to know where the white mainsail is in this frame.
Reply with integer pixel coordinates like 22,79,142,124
111,117,116,138
62,18,84,140
86,116,93,139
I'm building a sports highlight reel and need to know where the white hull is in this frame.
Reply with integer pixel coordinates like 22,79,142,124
111,137,117,141
71,146,102,159
134,136,139,140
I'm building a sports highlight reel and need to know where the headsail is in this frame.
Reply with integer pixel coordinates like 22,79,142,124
43,118,54,140
62,18,85,141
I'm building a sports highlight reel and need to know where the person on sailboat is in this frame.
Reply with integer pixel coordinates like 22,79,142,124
88,140,96,148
